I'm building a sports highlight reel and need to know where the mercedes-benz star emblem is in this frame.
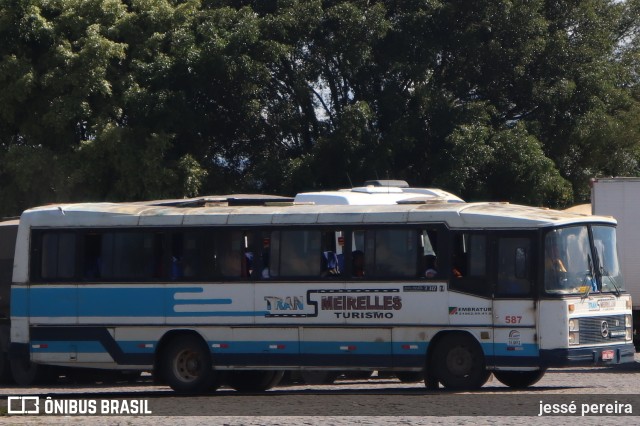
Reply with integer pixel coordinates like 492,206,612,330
601,321,610,338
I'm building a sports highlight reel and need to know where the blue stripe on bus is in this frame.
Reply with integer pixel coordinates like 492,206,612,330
391,342,428,353
493,343,539,357
31,340,157,355
31,339,432,356
30,340,401,357
31,341,106,353
11,287,261,317
213,341,299,354
174,299,233,305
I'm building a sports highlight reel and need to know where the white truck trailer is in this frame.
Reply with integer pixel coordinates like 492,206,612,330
591,177,640,347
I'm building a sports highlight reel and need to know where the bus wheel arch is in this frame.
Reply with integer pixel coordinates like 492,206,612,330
426,331,489,390
157,331,220,393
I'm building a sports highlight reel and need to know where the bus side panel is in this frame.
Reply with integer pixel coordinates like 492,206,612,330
537,300,568,350
300,327,392,368
219,327,299,366
492,300,539,367
9,285,29,344
28,285,78,325
391,327,429,368
166,284,258,325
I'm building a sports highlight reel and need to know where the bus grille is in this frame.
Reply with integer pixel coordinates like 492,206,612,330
578,315,627,344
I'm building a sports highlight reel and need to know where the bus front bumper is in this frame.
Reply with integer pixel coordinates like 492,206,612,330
540,343,636,368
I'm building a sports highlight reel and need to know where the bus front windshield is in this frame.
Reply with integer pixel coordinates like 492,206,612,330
544,225,624,295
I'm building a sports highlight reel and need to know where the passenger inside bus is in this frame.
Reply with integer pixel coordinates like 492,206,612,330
425,255,438,279
243,250,254,277
261,238,270,279
545,242,568,288
321,251,340,276
451,253,464,278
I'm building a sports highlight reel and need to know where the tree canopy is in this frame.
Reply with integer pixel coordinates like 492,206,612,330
1,0,640,216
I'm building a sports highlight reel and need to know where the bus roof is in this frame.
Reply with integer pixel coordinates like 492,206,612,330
19,201,616,229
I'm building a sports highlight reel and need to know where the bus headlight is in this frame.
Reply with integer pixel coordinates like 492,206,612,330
569,319,579,331
626,315,632,328
569,331,580,345
627,329,633,341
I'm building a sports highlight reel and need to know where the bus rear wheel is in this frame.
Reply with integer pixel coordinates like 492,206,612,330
226,370,284,392
0,352,12,384
433,333,489,390
161,334,217,394
493,369,545,388
9,357,56,386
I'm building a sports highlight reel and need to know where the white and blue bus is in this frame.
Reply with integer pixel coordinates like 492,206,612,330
8,201,634,392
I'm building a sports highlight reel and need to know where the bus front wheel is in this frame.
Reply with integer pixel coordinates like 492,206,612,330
432,333,489,390
161,334,218,393
493,369,545,388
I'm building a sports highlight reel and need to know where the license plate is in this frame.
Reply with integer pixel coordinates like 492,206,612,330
602,350,615,361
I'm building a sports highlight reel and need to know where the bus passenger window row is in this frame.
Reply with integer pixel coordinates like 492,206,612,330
32,227,442,282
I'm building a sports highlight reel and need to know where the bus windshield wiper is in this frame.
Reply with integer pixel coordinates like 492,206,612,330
581,255,594,299
593,249,622,297
601,271,622,297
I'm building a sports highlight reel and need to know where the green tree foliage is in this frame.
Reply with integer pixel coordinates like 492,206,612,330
1,0,639,216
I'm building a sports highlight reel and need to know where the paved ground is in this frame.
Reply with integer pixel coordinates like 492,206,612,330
1,357,639,425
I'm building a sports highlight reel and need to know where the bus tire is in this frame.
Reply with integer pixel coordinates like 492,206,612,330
300,370,339,385
226,370,284,392
9,357,54,386
424,371,439,390
433,333,489,390
161,334,215,394
0,352,12,384
493,369,545,388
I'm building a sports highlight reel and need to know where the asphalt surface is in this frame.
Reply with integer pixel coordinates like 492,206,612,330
1,357,639,425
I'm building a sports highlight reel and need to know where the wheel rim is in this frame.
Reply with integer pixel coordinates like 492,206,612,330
445,345,473,377
174,348,203,383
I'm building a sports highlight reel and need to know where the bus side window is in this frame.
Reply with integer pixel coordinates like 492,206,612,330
321,230,343,277
41,232,76,280
99,232,163,281
351,230,366,277
243,231,270,280
496,237,532,296
171,232,200,281
84,233,102,279
260,235,271,279
270,230,321,278
449,233,489,296
422,229,438,279
360,229,420,279
352,249,365,277
217,231,243,279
